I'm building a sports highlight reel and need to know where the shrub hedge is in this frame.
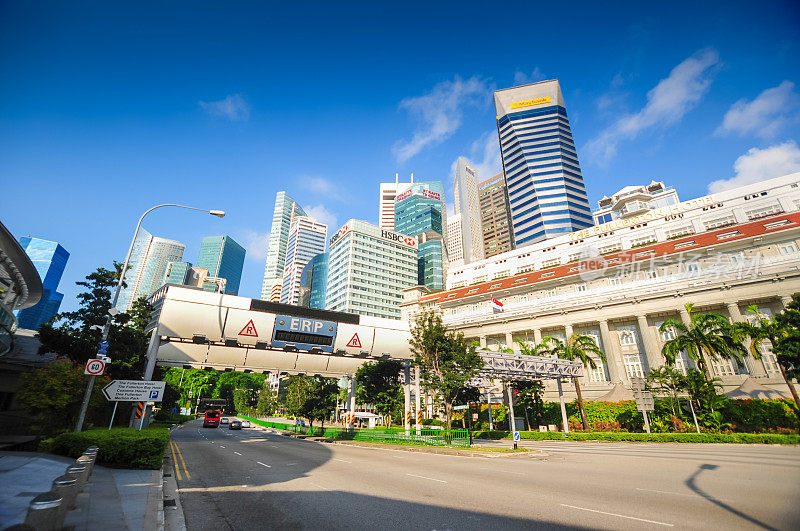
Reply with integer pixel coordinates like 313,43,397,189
40,427,171,469
473,430,800,444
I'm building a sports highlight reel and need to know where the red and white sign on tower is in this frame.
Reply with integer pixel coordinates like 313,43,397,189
490,297,504,313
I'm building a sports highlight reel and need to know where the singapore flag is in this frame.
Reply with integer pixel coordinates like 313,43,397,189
490,297,504,313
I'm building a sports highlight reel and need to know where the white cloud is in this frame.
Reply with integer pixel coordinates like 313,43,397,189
707,141,800,193
513,67,545,86
453,130,502,182
585,48,721,165
199,94,251,121
715,81,799,138
300,176,342,200
392,76,490,163
239,229,269,261
302,204,339,231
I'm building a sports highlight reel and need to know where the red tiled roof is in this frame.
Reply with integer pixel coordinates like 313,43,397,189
421,212,799,305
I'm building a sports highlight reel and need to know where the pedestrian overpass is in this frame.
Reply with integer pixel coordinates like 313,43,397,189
144,285,580,432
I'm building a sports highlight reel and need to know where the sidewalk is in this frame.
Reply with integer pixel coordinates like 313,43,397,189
0,451,163,530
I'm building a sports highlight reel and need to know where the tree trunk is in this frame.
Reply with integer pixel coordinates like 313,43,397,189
444,401,452,429
574,376,589,431
779,363,800,413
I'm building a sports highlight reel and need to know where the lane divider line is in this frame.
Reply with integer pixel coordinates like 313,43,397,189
333,458,352,463
169,442,182,481
172,441,191,480
406,473,447,483
559,504,674,527
257,461,272,468
234,451,242,456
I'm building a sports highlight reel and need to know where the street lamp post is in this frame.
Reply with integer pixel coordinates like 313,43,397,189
74,204,225,432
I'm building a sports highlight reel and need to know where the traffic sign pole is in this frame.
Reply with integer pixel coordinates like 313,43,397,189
643,409,651,434
108,401,119,430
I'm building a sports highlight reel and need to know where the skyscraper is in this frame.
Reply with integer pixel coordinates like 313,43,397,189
163,261,192,285
446,213,464,266
479,172,515,258
280,216,327,305
116,229,186,311
196,236,246,296
494,79,593,247
326,220,417,319
261,192,306,300
453,158,484,264
298,252,329,309
379,173,414,230
394,181,447,292
15,237,69,330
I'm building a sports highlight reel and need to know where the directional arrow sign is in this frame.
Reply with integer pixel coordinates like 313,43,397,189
102,380,167,402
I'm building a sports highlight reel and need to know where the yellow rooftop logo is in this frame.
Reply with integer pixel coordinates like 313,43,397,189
510,96,551,110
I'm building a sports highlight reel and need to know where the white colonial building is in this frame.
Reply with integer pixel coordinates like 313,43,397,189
403,173,800,400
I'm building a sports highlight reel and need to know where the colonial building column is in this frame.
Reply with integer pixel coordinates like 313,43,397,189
636,314,663,372
533,328,542,345
479,336,487,349
780,295,793,308
564,323,573,338
727,301,767,378
505,332,517,351
599,319,627,384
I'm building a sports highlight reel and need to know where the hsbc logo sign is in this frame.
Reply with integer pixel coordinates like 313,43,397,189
380,230,417,247
330,225,349,246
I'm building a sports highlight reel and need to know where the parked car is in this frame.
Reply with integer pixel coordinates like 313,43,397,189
229,420,242,430
241,420,251,428
220,417,230,425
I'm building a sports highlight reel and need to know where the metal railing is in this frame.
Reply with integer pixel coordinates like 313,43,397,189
241,416,470,447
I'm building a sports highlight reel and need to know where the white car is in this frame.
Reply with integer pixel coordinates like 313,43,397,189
220,417,230,425
241,420,251,428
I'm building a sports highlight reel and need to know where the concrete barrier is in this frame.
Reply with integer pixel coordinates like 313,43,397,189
24,491,63,531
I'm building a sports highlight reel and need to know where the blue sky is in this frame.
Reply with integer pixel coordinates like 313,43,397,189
2,0,799,313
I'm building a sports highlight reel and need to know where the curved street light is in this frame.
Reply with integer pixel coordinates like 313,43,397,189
75,203,225,432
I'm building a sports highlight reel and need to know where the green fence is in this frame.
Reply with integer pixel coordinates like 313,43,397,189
239,416,470,448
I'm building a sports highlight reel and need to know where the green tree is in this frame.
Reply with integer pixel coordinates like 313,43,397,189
36,264,153,380
512,380,545,429
659,303,747,379
256,385,278,417
303,377,339,428
18,360,109,436
646,366,687,416
741,301,800,412
355,360,403,426
409,311,483,429
284,375,315,418
538,334,606,431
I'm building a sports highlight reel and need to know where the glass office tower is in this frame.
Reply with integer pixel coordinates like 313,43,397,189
196,236,246,295
15,237,69,330
494,79,593,247
298,252,329,309
261,192,307,300
394,181,447,292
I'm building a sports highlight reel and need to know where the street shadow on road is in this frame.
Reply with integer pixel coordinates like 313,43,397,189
685,463,779,531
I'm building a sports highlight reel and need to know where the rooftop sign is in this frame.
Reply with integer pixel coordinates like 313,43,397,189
510,96,551,110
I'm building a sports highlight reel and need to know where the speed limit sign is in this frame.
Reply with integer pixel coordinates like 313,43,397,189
85,358,106,375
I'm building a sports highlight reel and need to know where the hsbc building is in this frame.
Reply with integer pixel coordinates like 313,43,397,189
326,219,418,320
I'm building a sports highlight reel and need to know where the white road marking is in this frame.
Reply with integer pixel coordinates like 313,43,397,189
220,446,226,448
635,487,725,501
269,445,278,448
234,451,242,456
310,483,330,490
406,473,447,483
257,461,271,468
333,458,352,463
286,463,297,466
560,504,674,527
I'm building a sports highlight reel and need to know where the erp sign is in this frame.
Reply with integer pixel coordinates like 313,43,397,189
272,314,338,353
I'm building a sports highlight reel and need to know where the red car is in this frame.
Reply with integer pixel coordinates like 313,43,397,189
203,410,221,428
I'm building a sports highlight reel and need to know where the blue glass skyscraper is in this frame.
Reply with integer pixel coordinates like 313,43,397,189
394,181,447,292
494,80,593,247
298,252,328,309
15,237,69,330
196,236,246,295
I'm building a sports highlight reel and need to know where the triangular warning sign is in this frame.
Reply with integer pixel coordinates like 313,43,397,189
346,333,361,348
238,319,259,337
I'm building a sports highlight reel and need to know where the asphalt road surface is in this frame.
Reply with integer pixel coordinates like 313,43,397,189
169,420,800,530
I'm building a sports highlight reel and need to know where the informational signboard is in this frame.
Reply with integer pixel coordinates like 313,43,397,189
633,389,655,411
85,359,106,375
271,314,337,353
102,380,167,402
452,404,469,410
513,431,521,442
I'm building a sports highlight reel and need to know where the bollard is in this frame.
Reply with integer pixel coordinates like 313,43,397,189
65,463,88,489
52,474,78,516
77,454,94,478
82,447,99,475
24,491,63,531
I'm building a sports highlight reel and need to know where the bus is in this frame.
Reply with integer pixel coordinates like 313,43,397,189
203,409,221,428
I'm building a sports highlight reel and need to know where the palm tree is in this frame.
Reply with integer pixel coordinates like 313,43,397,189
536,334,606,431
737,305,800,411
659,303,747,380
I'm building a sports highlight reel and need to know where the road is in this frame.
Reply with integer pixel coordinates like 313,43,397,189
169,420,800,530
